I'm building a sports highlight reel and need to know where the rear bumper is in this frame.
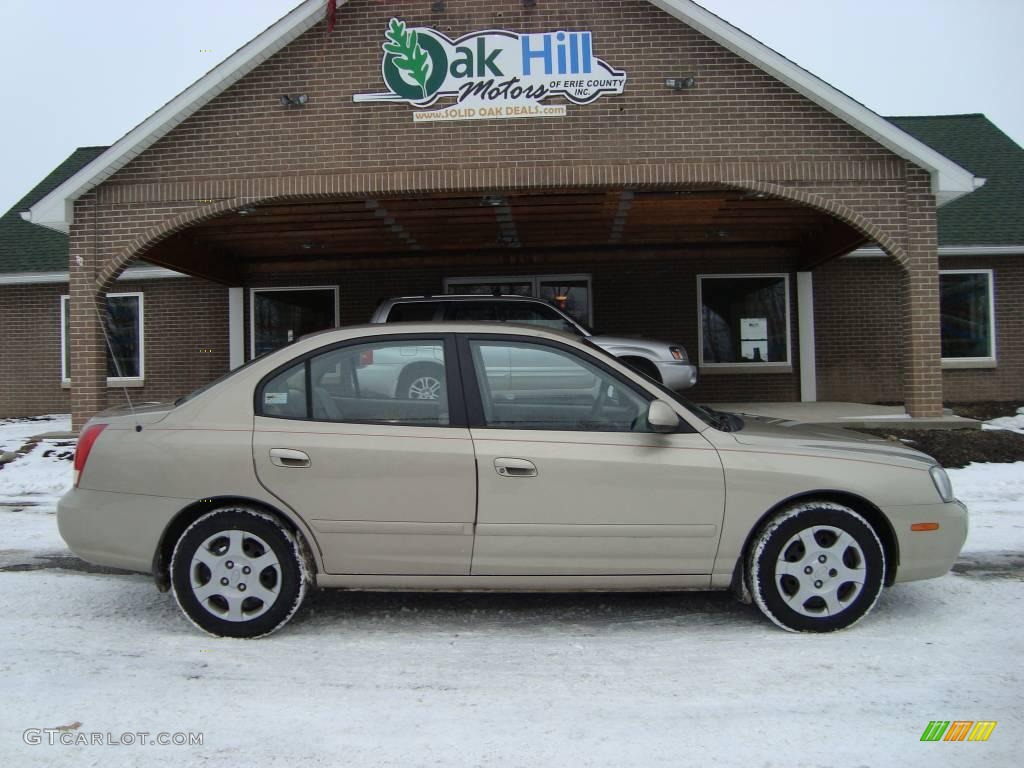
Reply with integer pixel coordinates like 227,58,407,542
655,361,699,390
889,500,969,583
57,488,186,574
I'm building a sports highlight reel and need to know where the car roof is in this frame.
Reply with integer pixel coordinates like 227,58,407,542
382,295,550,304
300,321,581,345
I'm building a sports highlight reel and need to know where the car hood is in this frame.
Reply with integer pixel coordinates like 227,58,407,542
727,414,937,468
590,334,682,355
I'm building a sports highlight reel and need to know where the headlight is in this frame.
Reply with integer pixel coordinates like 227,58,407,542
669,347,687,362
929,465,955,503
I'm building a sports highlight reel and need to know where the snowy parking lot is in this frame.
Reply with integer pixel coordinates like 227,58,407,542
1,415,1021,767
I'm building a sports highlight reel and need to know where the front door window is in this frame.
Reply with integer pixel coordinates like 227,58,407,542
468,339,651,432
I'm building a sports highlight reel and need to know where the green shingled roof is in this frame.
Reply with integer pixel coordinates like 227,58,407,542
0,147,107,273
888,114,1024,246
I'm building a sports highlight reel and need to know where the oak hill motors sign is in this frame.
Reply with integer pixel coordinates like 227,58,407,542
354,19,627,122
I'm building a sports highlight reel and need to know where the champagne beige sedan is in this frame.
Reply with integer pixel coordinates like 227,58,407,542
58,323,968,638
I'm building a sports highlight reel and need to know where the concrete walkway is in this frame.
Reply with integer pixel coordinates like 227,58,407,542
711,401,979,430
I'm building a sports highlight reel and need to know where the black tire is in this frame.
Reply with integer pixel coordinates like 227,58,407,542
170,507,307,639
397,363,446,401
747,502,885,632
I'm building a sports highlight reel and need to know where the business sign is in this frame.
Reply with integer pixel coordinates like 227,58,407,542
353,19,627,122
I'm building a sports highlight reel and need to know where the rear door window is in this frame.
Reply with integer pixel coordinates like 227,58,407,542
258,338,454,426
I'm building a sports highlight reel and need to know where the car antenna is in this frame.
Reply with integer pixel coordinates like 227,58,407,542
90,299,141,431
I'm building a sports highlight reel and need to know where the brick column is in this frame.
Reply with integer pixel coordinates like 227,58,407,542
68,194,107,430
901,170,943,418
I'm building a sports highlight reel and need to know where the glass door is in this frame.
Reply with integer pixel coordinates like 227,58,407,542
538,278,591,329
444,274,592,327
251,287,338,359
446,281,533,297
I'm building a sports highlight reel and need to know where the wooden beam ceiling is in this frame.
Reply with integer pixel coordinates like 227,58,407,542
145,189,868,282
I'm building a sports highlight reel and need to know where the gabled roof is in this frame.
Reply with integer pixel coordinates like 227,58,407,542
645,1,977,205
24,0,978,234
0,147,106,272
888,114,1024,247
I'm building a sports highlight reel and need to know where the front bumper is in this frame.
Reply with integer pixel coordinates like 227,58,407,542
655,361,699,390
57,487,186,574
889,500,969,583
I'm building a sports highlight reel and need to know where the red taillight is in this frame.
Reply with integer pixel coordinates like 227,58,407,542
73,423,108,488
358,350,374,367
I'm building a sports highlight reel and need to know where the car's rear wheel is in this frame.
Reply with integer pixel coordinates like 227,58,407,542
747,502,885,632
397,364,445,401
170,507,307,638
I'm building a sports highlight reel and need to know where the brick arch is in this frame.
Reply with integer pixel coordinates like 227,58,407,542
97,197,255,291
728,180,907,267
97,164,907,290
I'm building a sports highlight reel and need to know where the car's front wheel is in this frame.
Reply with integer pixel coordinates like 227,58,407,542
748,502,885,632
170,507,307,638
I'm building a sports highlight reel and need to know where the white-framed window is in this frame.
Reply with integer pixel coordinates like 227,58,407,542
250,286,339,360
443,274,593,328
60,293,145,384
940,269,996,363
698,274,792,369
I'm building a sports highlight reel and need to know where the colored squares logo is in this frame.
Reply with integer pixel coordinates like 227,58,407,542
921,721,997,742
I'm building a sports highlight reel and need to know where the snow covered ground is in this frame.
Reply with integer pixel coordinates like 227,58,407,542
0,415,73,505
0,416,1021,766
983,406,1024,435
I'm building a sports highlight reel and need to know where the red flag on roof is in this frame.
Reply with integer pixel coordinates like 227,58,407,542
326,0,336,34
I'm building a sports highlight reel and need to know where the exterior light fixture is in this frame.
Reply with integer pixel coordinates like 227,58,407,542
665,77,696,91
279,94,309,108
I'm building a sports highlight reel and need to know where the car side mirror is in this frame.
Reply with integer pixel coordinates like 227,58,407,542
647,400,680,433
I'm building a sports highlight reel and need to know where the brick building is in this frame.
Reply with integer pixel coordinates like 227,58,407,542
1,0,1019,426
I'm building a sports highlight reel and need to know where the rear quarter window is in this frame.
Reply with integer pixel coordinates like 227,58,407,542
259,362,308,419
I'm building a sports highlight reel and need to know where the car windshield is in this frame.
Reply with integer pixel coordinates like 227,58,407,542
570,316,594,335
494,300,590,336
580,339,737,431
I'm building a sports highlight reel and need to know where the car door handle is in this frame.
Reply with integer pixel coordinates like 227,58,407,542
494,458,537,478
269,448,311,468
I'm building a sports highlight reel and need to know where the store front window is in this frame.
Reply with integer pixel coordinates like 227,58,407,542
698,274,791,367
940,270,995,361
444,274,592,327
251,287,339,359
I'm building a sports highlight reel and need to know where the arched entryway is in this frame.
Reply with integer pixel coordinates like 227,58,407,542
68,176,940,427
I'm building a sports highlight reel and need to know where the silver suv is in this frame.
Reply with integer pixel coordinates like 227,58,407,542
369,295,698,390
